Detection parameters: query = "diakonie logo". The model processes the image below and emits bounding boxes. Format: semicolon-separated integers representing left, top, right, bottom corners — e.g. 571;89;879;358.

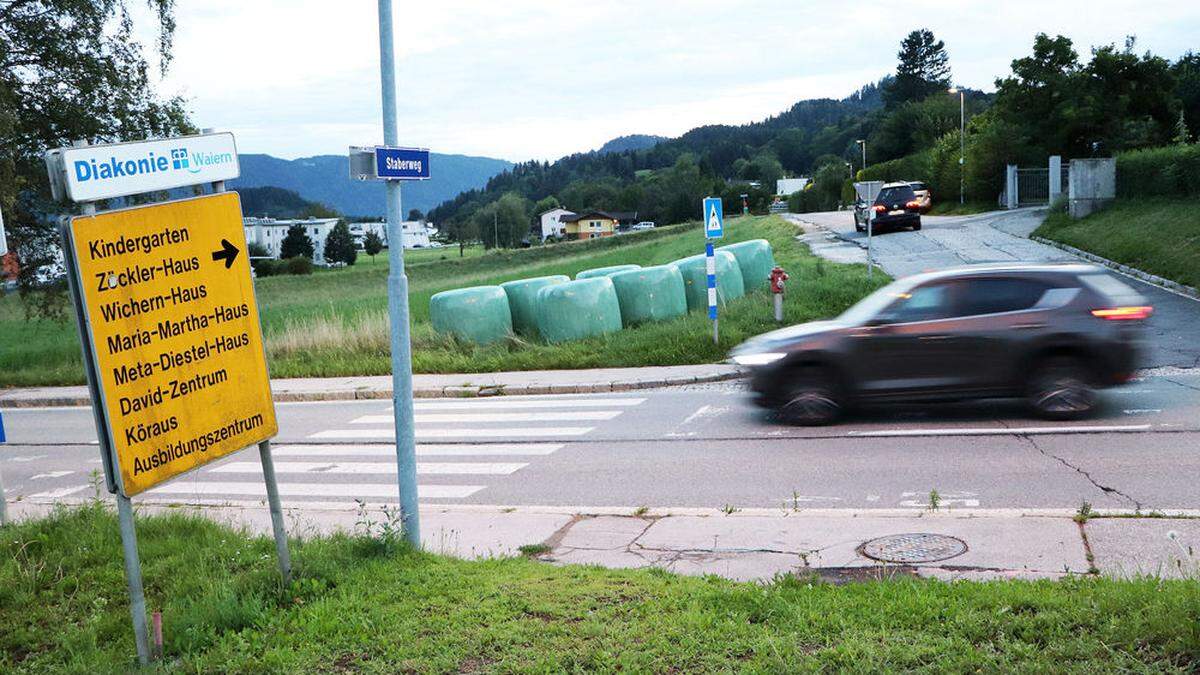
73;145;235;182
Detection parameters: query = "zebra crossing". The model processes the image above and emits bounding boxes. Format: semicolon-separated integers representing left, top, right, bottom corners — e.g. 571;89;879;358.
141;396;647;504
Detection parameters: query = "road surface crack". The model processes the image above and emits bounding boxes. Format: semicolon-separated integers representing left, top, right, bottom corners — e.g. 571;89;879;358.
1020;435;1143;509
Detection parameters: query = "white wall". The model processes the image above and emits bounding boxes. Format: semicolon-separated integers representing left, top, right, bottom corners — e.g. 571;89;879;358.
539;208;574;240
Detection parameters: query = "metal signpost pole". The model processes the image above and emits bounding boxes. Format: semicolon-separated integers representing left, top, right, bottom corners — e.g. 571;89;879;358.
377;0;421;547
207;165;293;585
0;412;8;526
867;209;874;280
69;164;152;663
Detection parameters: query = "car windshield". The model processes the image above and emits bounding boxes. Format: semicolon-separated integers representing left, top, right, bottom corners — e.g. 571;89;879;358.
838;278;920;325
876;186;915;203
909;182;927;191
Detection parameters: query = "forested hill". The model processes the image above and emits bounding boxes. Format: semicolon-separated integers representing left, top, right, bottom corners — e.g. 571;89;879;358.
427;79;889;228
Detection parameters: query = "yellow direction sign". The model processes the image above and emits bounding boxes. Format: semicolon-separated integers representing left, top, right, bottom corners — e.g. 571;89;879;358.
65;193;276;496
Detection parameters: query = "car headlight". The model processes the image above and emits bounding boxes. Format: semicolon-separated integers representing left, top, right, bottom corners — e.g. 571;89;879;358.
731;352;787;366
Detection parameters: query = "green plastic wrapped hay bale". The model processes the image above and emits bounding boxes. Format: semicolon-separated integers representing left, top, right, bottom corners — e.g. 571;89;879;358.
717;239;776;292
429;285;512;345
535;278;623;343
500;275;569;336
576;264;641;280
608;265;687;327
671;250;745;312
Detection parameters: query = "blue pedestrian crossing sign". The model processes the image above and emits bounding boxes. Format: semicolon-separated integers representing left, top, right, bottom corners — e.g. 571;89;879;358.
703;197;723;239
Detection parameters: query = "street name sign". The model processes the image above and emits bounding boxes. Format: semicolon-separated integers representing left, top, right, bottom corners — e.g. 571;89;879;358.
348;145;431;181
63;192;276;496
703;196;724;239
48;132;240;203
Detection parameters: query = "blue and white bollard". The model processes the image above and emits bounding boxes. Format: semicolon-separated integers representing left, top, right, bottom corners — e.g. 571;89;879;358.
706;241;718;344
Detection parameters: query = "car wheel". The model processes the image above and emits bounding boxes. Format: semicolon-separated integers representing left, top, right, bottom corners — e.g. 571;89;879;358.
912;219;922;231
776;367;843;426
1027;357;1097;420
855;223;865;232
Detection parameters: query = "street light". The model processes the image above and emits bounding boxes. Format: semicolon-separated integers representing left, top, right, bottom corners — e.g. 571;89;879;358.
949;87;965;205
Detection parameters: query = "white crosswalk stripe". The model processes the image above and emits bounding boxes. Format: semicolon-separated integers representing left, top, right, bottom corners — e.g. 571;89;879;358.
271;443;563;456
310;427;594;439
213;461;527;475
353;411;623;424
148;481;483;499
411;397;645;410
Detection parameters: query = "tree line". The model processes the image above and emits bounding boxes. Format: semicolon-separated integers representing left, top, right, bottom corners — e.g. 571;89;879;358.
430;29;1200;231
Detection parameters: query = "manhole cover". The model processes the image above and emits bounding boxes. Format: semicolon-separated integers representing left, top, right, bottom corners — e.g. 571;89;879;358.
858;533;967;564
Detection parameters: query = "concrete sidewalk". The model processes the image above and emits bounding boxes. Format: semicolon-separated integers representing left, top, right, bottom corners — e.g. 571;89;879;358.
9;501;1197;582
0;363;742;408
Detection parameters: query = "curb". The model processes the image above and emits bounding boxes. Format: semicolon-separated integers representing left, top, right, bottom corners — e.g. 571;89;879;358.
0;370;745;409
1030;236;1200;299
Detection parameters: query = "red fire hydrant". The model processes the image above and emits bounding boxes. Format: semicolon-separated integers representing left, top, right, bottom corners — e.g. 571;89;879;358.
768;266;789;322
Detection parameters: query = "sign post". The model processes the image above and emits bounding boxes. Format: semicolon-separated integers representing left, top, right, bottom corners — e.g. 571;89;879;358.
373;0;422;548
703;197;723;345
0;411;8;526
0;205;8;257
47;133;287;664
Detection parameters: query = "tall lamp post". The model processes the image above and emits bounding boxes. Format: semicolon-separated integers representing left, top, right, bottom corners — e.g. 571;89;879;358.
855;139;866;172
949;87;965;205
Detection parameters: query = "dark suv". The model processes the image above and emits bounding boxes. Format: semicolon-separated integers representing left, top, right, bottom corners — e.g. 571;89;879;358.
855;182;922;233
730;264;1151;425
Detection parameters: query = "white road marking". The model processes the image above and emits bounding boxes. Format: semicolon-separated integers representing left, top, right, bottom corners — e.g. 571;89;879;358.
410;398;645;410
272;443;563;457
847;424;1152;437
9;455;48;462
1122;409;1162;415
352;411;621;424
28;485;89;499
866;495;881;502
213;461;526;475
679;404;731;426
146;482;483;499
899;491;980;508
30;470;74;480
310;427;593;439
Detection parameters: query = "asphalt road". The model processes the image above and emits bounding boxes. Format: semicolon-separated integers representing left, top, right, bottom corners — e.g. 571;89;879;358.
3;374;1198;511
4;208;1196;514
789;209;1200;369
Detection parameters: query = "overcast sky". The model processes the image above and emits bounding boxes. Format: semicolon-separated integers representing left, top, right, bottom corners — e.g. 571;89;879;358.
144;0;1199;162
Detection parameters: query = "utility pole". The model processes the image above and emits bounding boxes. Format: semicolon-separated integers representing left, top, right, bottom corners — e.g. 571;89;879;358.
376;0;420;548
950;87;965;204
493;210;498;249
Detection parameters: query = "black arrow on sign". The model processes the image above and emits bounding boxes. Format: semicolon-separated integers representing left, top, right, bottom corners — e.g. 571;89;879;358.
211;239;240;269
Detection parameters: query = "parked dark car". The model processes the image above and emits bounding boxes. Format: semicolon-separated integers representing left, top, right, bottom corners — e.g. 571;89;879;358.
855;182;922;233
729;264;1151;425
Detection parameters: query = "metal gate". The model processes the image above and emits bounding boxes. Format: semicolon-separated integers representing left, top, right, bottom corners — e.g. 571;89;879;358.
1012;166;1071;207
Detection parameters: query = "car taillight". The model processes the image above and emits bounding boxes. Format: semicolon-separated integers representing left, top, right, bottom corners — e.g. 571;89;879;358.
906;200;920;209
1091;306;1153;320
872;205;886;212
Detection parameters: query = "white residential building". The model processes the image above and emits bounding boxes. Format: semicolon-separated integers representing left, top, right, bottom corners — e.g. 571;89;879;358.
347;220;437;248
776;177;810;196
538;207;575;240
244;216;339;264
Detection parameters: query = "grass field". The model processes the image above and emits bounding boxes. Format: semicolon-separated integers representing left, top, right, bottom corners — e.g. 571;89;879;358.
1034;198;1199;290
3;505;1199;672
0;216;885;386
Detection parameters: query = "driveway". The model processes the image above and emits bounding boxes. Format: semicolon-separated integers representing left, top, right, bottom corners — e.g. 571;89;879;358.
787;209;1200;369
